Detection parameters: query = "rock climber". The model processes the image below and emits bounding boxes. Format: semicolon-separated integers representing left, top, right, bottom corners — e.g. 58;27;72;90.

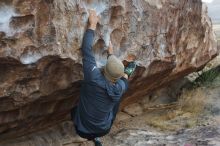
71;10;136;146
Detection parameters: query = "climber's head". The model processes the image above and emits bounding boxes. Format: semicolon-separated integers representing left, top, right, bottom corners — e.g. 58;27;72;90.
104;55;125;83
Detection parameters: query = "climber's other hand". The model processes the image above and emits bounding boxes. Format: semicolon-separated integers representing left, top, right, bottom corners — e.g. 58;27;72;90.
107;41;113;55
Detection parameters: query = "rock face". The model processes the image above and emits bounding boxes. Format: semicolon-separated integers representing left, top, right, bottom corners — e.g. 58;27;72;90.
0;0;218;140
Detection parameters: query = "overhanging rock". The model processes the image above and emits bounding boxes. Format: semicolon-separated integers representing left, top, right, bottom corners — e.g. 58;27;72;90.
0;0;218;140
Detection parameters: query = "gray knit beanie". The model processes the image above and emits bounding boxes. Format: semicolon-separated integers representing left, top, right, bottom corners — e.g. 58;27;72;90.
104;55;124;82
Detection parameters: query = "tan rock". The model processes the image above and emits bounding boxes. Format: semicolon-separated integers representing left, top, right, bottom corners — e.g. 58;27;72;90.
123;103;143;117
0;0;218;140
115;112;132;122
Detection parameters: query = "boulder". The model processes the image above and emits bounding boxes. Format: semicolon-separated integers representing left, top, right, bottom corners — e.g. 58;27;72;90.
0;0;218;140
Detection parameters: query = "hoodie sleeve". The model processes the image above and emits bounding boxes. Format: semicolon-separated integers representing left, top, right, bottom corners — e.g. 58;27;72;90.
118;77;129;94
81;29;97;81
106;78;129;102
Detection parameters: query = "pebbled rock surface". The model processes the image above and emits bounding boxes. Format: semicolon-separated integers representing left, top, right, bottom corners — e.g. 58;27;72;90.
0;0;218;140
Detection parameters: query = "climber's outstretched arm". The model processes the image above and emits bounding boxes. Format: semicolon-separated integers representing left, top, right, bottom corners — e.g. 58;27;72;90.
81;10;99;81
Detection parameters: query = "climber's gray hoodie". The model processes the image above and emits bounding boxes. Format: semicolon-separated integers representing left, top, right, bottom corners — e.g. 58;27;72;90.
74;29;128;135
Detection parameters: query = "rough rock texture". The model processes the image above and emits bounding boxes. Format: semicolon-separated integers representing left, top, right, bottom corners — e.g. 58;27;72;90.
0;0;218;140
2;82;220;146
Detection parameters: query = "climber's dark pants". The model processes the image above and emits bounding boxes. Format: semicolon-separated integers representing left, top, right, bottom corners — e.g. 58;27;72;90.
71;100;121;140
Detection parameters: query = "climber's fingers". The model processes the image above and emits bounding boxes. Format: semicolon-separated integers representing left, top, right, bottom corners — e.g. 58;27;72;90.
89;9;101;23
89;9;97;17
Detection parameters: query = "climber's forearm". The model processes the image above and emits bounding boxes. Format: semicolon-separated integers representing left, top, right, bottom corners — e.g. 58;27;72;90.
107;41;113;58
81;29;95;58
81;29;97;81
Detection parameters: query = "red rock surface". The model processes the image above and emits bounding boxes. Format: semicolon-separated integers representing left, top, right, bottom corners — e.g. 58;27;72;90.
0;0;218;140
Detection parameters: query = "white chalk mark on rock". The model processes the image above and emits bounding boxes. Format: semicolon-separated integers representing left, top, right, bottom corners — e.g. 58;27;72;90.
82;1;106;16
0;5;17;36
20;52;42;64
